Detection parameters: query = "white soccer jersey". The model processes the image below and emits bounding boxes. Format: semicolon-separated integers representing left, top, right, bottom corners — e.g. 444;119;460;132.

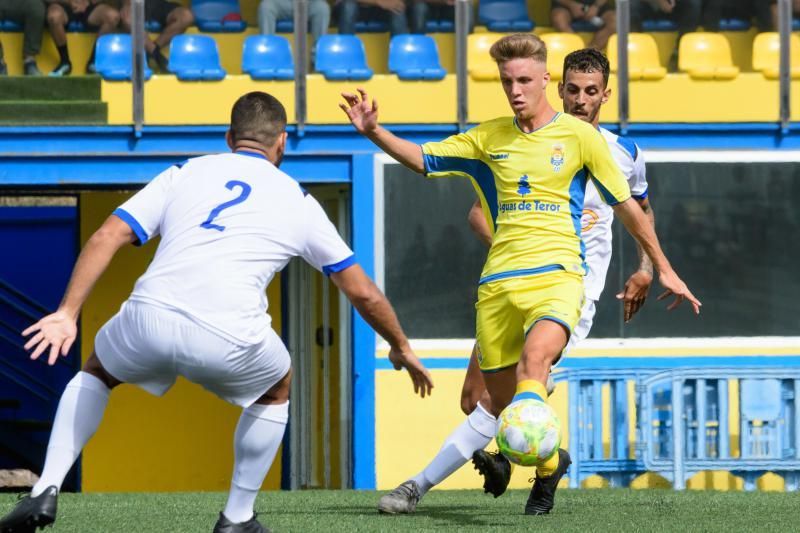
580;128;649;301
113;151;355;345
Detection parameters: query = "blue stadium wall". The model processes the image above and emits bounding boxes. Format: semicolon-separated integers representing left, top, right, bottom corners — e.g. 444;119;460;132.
0;123;799;491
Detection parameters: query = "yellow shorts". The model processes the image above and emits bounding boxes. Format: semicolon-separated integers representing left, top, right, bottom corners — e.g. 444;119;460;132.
475;271;584;372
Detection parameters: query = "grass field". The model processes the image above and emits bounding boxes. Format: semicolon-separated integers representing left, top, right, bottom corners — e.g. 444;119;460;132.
2;488;797;532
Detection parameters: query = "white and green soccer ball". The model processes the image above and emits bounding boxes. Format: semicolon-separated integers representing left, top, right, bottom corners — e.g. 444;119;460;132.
496;398;561;467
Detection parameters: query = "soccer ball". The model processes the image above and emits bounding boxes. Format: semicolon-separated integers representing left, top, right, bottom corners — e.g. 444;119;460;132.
496;398;561;466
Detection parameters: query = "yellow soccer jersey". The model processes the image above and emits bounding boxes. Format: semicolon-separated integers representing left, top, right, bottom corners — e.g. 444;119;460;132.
422;113;631;284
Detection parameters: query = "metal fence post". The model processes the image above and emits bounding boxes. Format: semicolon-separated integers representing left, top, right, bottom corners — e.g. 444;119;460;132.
455;0;470;131
294;0;309;136
616;0;630;133
131;0;145;138
778;0;791;133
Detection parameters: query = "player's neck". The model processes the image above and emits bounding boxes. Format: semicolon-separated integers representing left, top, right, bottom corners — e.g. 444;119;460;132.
232;143;274;164
515;103;558;133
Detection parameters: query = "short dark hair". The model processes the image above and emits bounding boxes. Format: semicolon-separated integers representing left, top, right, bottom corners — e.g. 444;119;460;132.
229;92;287;147
562;48;610;87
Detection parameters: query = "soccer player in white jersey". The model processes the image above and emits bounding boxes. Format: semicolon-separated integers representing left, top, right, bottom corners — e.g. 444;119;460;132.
0;92;433;533
378;48;656;515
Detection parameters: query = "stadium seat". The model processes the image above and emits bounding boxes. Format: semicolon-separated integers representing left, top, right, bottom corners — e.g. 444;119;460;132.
242;35;294;80
0;20;21;31
718;18;751;31
678;33;740;80
193;0;247;32
95;34;153;81
641;19;678;32
571;19;602;32
467;33;502;81
145;21;163;32
540;33;584;80
752;32;800;80
168;35;227;81
388;34;446;80
478;0;534;32
355;20;389;32
425;19;455;32
607;33;666;81
314;35;373;80
276;19;293;33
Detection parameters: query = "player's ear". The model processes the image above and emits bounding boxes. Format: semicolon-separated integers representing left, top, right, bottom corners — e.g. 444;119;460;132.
557;81;564;99
542;70;550;88
225;130;234;150
601;87;611;105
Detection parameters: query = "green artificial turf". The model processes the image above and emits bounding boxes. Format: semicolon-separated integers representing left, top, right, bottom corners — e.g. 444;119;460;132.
0;101;107;125
0;77;101;101
1;488;796;532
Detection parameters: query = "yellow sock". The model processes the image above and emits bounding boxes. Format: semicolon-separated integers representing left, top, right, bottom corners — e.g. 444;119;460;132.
536;450;560;478
512;379;548;403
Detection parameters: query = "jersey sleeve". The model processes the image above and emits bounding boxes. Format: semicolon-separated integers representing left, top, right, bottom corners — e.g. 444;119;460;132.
582;127;631;206
113;165;179;246
421;127;484;178
302;194;356;275
628;144;648;200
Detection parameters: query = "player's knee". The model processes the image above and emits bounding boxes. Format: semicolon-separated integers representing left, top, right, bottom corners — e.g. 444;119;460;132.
47;4;66;26
105;9;121;27
460;394;478;416
255;367;292;404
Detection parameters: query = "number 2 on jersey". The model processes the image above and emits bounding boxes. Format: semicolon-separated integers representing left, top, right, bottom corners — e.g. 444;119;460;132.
200;180;252;231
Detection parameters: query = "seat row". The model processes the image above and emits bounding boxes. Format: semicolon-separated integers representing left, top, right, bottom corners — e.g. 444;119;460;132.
471;31;800;81
95;33;446;81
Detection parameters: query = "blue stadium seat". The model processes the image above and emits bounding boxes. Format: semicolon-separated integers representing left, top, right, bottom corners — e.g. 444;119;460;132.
314;35;373;80
193;0;247;32
642;19;678;32
794;18;800;31
718;18;751;31
242;35;294;80
388;34;446;80
276;19;293;33
95;34;153;81
66;21;93;32
355;20;389;32
425;19;455;32
168;35;227;80
478;0;533;32
146;20;163;32
571;19;601;32
0;20;22;31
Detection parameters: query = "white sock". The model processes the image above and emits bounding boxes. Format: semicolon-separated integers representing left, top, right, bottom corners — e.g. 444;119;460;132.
32;372;110;496
223;401;289;523
411;402;497;496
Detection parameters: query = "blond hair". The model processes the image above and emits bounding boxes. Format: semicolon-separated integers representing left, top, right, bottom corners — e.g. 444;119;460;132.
489;33;547;64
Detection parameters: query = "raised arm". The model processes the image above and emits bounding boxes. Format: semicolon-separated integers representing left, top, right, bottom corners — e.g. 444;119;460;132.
340;88;425;174
616;196;656;322
330;264;433;398
23;215;136;365
612;198;701;315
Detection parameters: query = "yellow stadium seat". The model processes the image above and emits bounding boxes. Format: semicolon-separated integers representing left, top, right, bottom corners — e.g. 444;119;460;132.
468;33;503;81
678;32;740;80
752;32;800;79
607;33;666;81
540;33;585;80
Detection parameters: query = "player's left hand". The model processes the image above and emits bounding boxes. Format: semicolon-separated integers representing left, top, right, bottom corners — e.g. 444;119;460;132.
616;270;653;323
388;344;434;399
656;269;702;315
22;310;77;366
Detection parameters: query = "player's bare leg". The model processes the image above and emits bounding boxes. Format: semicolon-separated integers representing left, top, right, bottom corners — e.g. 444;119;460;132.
377;343;498;514
0;353;120;531
216;369;292;533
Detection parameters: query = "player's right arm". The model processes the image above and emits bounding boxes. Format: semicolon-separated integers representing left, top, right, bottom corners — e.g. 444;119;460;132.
468;200;493;248
22;216;136;365
340;88;425;174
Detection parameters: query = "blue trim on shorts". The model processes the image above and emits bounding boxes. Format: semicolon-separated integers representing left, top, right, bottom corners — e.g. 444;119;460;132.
526;315;573;337
479;264;564;285
112;208;148;246
512;391;545;403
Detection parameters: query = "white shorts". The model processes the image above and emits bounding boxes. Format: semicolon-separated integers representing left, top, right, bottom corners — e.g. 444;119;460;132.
95;300;291;407
557;298;597;365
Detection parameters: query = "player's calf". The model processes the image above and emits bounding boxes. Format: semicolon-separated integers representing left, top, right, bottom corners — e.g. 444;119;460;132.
0;485;58;532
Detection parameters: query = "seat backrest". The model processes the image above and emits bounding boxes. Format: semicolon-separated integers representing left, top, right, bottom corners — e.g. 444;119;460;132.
540;33;584;80
752;32;800;72
315;34;370;73
96;33;132;73
242;35;294;71
388;34;442;73
467;33;502;78
478;0;531;24
678;32;735;71
169;34;223;72
192;0;241;20
608;33;662;72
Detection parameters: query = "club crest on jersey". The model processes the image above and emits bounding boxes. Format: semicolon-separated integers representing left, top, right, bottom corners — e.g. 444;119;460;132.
550;144;565;172
517;175;531;197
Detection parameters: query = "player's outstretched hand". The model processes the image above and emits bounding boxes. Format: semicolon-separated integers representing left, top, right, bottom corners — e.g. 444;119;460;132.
657;269;702;315
388;344;434;399
22;310;77;366
340;88;379;135
616;270;653;323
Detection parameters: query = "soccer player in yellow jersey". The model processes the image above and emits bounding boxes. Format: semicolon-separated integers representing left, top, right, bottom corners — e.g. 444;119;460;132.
341;33;700;515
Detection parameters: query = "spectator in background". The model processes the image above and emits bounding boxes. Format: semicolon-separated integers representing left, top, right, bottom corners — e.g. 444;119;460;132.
120;0;194;73
551;0;616;50
703;0;800;33
46;0;120;76
410;0;465;34
337;0;409;36
259;0;330;47
0;0;45;75
631;0;701;72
